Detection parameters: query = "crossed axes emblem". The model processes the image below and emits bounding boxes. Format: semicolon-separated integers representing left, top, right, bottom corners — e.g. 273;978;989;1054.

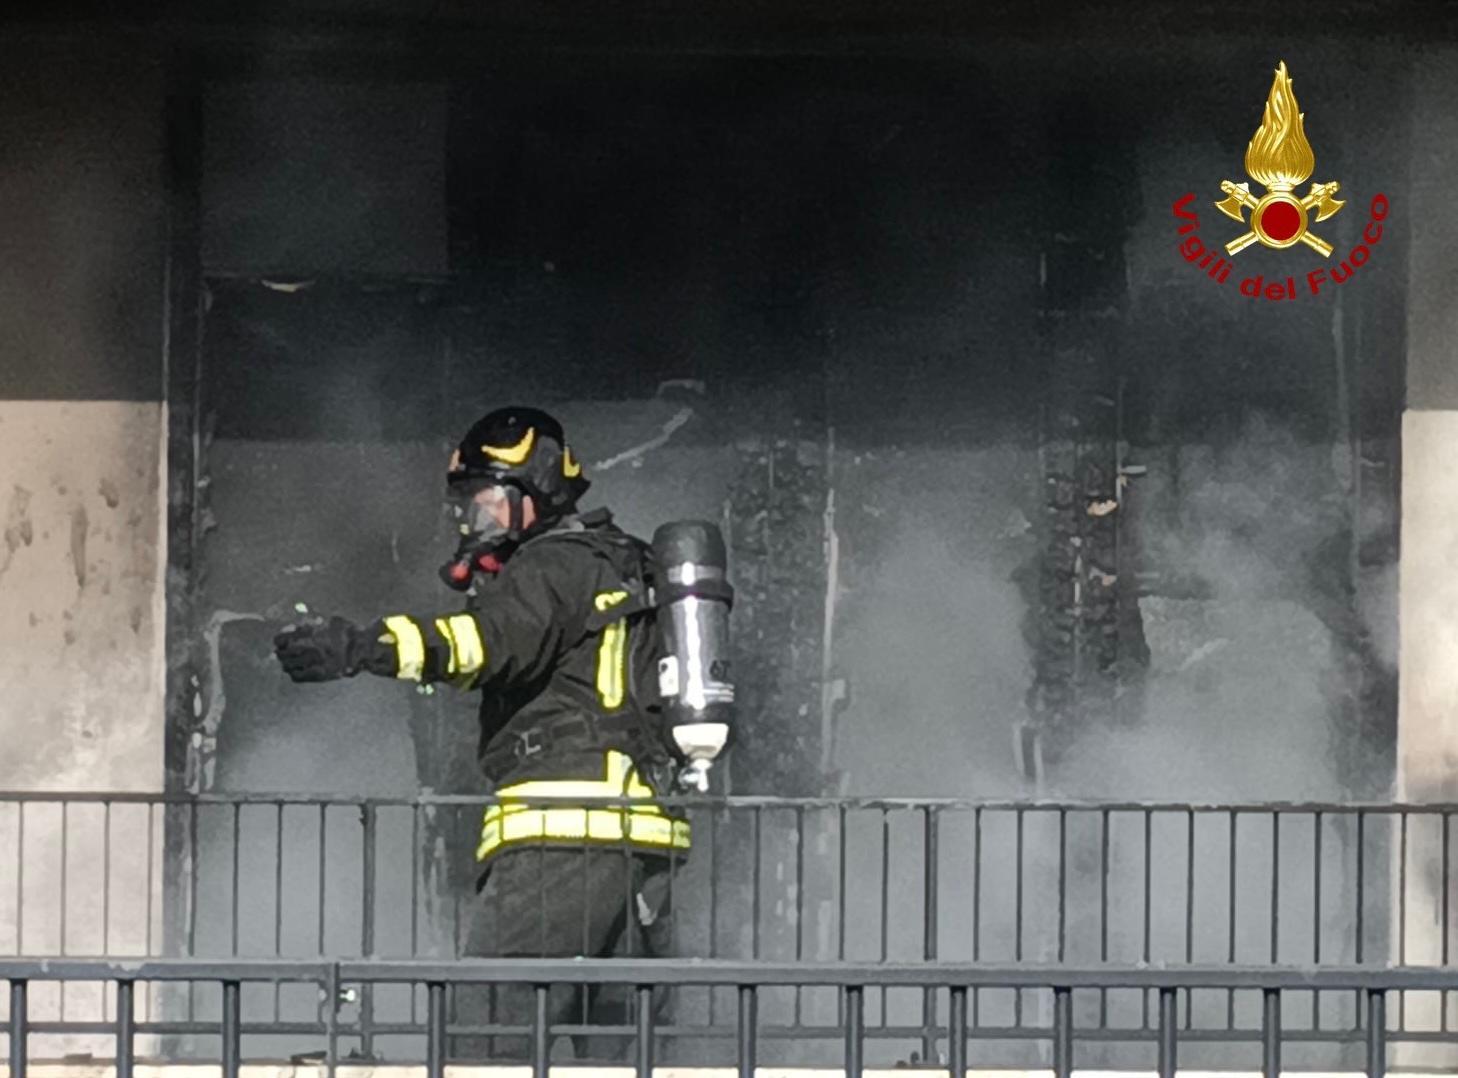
1215;179;1345;258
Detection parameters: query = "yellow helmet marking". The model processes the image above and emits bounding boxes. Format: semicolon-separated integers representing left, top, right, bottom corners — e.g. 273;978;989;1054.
482;427;535;465
562;446;582;478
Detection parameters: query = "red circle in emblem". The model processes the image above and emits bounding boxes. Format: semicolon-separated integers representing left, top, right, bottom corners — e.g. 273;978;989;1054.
1259;200;1302;242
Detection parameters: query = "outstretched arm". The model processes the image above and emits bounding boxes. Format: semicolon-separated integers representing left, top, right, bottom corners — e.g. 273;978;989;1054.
273;554;579;691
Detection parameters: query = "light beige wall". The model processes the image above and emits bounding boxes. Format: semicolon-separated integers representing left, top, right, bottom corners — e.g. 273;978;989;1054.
0;402;168;1051
0;401;167;794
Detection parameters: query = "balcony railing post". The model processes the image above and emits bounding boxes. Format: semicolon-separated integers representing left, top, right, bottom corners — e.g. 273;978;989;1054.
1367;989;1386;1078
222;980;241;1078
1157;986;1177;1078
948;986;967;1078
1052;986;1073;1078
116;979;135;1078
737;985;758;1078
532;984;549;1078
1262;988;1281;1078
9;980;26;1078
427;982;446;1078
845;985;864;1078
635;985;654;1078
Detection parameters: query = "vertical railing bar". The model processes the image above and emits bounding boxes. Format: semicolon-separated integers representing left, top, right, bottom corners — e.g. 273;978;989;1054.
1270;812;1280;964
1057;808;1067;964
360;804;377;1058
222;979;241;1078
1313;812;1323;965
102;801;112;956
922;806;940;1065
795;805;806;1027
1355;809;1365;1029
709;806;720;1027
1227;809;1237;1032
410;808;421;1030
880;808;891;1025
411;807;420;960
1015;808;1025;964
1052;986;1073;1078
669;824;680;960
1444;810;1452;967
14;804;22;956
452;806;464;961
231;802;241;957
752;806;763;959
1142;807;1152;1029
1398;809;1408;1034
1184;808;1195;1031
737;984;757;1078
146;802;155;960
274;801;284;1025
188;802;199;1020
879;808;891;965
795;808;807;964
1313;810;1323;1033
1261;988;1280;1078
552;830;560;959
972;806;982;1030
10;979;28;1078
844;985;864;1078
837;804;848;962
635;984;654;1078
532;984;549;1078
1366;988;1386;1078
116;979;134;1078
426;982;446;1078
710;805;721;955
948;985;967;1078
581;839;590;1028
1157;985;1177;1078
1356;809;1365;963
1014;808;1024;1030
60;802;68;961
1444;811;1452;1034
1099;807;1109;1029
57;801;67;1033
317;803;328;956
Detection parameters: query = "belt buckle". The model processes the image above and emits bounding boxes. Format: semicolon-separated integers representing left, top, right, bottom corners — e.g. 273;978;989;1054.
513;729;543;759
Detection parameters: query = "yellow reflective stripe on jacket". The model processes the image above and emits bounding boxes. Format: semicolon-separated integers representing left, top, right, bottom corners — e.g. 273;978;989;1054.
475;750;691;861
478;806;691;858
593;590;629;710
383;616;425;681
434;613;486;682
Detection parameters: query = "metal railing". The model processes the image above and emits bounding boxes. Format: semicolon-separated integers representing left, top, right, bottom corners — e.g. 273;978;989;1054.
1;957;1450;1075
1;793;1454;1067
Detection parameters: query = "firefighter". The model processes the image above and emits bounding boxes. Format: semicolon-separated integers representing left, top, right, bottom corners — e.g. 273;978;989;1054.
272;406;690;1061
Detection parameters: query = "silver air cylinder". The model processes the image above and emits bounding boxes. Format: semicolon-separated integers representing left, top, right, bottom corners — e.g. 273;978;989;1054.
652;520;735;792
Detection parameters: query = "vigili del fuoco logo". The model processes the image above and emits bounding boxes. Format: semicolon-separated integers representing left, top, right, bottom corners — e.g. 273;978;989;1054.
1173;61;1389;301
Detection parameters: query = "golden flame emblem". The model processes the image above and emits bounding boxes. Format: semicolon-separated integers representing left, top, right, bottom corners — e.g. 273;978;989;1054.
1214;62;1344;257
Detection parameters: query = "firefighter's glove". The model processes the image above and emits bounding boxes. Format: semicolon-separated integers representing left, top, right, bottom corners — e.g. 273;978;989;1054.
274;616;378;682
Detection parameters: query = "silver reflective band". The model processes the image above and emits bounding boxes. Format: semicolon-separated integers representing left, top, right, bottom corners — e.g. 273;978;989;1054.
667;561;726;585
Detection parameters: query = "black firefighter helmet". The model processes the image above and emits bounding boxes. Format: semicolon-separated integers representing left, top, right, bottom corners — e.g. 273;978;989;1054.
441;407;591;588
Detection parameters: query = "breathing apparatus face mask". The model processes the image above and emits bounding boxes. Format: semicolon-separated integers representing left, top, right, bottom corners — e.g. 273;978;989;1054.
440;479;526;590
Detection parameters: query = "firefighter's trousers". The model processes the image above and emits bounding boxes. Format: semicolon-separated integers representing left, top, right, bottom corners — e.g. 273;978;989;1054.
453;845;676;1063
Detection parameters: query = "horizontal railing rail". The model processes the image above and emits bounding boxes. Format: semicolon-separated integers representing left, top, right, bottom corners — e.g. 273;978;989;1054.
2;792;1453;1066
2;958;1444;1077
